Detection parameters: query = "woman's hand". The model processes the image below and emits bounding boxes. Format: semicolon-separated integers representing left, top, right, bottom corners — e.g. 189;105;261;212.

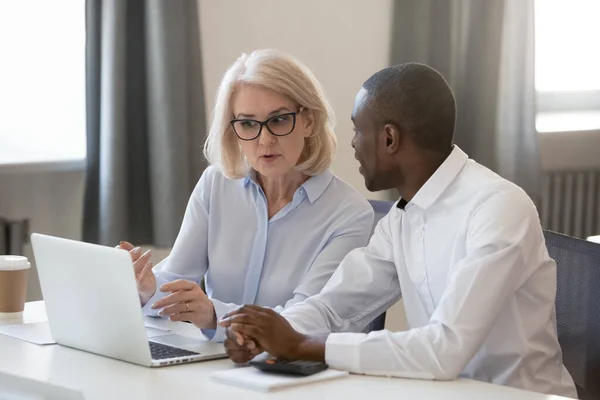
117;241;156;306
151;279;217;329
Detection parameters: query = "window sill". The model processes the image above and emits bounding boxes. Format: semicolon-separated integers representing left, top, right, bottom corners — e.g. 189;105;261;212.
0;158;85;174
536;110;600;133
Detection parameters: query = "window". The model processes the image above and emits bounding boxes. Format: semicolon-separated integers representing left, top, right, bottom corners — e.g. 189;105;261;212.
0;1;85;168
535;0;600;132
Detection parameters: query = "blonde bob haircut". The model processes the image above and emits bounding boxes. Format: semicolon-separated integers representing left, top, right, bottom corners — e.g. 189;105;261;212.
203;49;337;179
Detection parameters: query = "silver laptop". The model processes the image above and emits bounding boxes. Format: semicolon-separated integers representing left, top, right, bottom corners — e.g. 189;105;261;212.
31;233;227;367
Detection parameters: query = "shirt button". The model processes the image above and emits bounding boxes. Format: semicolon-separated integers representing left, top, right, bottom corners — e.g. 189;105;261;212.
299;188;304;195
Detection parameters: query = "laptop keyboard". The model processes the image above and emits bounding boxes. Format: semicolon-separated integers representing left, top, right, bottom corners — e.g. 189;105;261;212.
149;341;200;360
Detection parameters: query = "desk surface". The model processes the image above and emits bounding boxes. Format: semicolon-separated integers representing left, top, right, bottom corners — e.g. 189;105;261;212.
588;235;600;244
0;302;571;400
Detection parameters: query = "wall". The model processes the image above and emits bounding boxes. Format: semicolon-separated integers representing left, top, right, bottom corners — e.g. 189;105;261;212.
198;0;394;198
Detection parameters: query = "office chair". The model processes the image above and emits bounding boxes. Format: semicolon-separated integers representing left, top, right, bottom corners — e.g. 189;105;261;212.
544;230;600;400
364;200;396;332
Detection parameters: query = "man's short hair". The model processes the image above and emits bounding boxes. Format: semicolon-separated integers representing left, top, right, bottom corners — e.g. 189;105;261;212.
362;63;456;153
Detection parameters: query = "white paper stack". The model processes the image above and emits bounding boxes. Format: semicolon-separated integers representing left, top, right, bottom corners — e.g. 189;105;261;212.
210;366;349;392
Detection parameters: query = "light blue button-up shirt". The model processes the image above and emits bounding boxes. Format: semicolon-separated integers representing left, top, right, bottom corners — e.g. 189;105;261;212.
142;165;373;341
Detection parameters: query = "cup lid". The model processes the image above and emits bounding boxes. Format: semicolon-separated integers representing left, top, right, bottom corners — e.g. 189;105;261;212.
0;255;31;271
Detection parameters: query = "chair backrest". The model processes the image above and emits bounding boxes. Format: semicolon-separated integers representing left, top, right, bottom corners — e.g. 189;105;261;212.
364;200;396;332
368;199;396;236
544;230;600;400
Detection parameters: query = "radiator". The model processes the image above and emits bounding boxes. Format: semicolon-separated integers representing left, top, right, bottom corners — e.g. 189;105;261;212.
540;170;600;239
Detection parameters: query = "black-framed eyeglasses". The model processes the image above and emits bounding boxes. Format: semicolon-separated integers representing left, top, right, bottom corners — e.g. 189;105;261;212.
230;107;305;141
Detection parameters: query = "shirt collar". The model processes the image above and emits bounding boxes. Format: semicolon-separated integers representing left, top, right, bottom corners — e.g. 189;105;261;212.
242;169;334;204
403;145;468;210
301;169;334;203
243;171;256;188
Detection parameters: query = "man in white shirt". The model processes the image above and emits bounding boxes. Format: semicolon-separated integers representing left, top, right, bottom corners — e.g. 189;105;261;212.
219;63;577;398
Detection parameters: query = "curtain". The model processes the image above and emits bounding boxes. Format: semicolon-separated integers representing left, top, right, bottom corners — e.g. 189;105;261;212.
390;0;540;204
84;0;207;246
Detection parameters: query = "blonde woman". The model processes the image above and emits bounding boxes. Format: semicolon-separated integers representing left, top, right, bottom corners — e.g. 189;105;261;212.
120;49;374;342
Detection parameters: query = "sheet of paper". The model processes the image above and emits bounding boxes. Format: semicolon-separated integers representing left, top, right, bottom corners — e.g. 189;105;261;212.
210;366;349;392
145;327;172;338
143;316;173;331
0;322;55;345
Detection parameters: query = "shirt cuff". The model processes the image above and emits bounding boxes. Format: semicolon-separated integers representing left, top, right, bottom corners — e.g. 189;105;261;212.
141;274;170;317
201;298;237;342
325;332;367;373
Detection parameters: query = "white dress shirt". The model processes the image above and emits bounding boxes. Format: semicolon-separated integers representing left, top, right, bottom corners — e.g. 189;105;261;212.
143;165;374;342
282;146;577;398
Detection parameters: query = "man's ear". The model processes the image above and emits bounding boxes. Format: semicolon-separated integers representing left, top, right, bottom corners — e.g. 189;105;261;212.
303;109;316;137
383;123;401;154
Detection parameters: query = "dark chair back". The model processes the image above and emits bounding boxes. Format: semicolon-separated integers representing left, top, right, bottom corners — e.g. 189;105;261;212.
364;200;396;332
544;230;600;400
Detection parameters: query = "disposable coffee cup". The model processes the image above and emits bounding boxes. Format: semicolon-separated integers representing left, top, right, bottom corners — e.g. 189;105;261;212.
0;256;31;319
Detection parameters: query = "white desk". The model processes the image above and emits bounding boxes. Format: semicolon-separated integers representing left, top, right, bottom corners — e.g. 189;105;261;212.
587;235;600;244
0;302;571;400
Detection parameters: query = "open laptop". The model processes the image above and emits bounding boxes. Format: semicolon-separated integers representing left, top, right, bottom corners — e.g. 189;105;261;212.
31;233;227;367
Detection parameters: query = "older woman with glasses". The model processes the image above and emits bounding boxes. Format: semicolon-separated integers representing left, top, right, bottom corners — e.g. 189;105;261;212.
119;49;374;342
